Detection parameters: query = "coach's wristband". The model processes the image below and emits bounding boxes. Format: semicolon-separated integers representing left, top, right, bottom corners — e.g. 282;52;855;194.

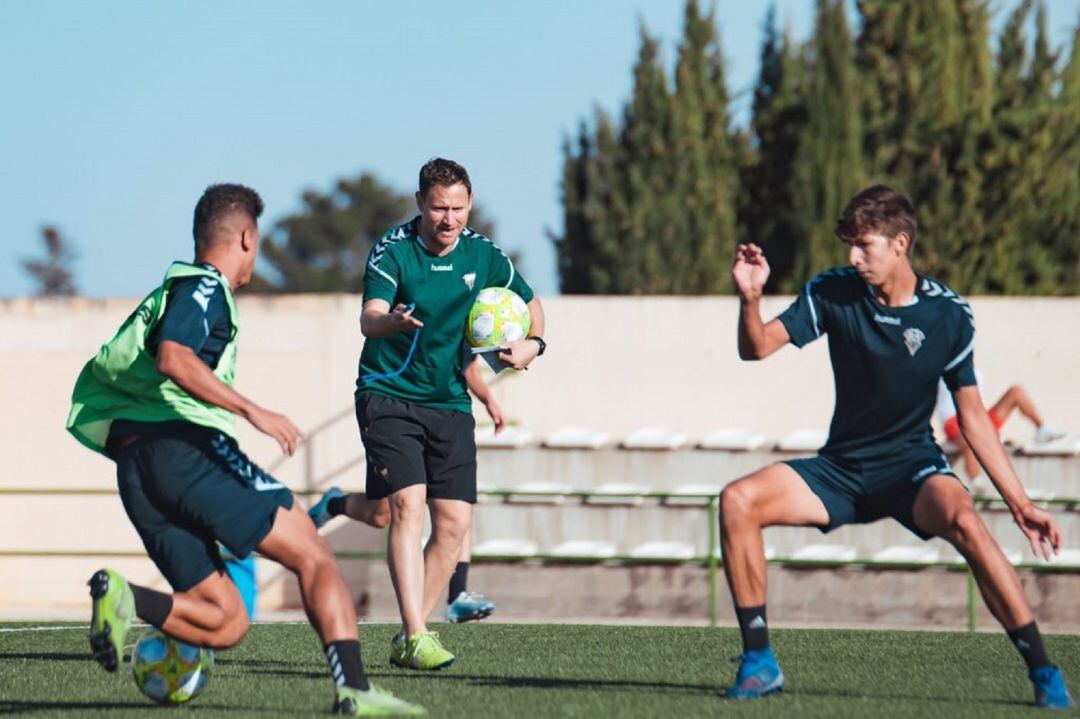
526;335;546;356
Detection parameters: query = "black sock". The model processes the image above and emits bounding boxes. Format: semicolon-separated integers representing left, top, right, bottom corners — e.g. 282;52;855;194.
325;640;369;691
735;605;769;652
1008;621;1051;670
448;562;469;603
327;496;347;517
130;583;173;628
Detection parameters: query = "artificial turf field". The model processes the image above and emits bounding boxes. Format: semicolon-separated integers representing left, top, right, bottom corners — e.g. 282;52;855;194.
0;622;1077;718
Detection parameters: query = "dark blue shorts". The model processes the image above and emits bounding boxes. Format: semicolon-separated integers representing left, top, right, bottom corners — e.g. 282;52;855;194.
784;446;961;540
115;426;293;592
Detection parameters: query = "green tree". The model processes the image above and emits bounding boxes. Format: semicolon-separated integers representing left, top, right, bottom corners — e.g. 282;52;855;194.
790;0;864;280
22;226;78;296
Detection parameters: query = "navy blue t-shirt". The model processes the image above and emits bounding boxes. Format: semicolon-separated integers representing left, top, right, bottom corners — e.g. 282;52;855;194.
778;268;977;460
107;265;233;450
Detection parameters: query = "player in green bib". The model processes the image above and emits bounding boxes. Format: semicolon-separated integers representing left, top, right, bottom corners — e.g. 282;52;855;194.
66;184;424;716
331;159;545;670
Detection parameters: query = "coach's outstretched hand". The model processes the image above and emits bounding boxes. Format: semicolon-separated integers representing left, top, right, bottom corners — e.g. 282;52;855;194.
1014;502;1063;561
247;406;304;456
388;304;424;333
733;244;771;301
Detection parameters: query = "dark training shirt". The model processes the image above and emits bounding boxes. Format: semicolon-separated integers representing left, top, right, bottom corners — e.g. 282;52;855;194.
778;268;977;460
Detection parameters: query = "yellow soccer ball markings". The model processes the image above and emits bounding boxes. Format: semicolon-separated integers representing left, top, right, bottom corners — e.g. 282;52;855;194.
466;287;531;348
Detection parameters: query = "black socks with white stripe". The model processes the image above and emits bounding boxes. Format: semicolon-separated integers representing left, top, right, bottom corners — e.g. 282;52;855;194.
324;640;369;691
735;605;770;653
1008;621;1051;671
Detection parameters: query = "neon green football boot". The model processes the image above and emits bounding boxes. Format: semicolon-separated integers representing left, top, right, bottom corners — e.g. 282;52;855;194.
333;684;427;716
390;631;455;670
87;568;135;672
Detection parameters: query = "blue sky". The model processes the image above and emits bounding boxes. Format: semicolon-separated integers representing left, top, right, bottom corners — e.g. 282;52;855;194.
1;1;1076;298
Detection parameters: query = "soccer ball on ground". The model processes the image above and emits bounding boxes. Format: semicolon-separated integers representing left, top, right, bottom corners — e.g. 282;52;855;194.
466;287;530;348
131;629;214;705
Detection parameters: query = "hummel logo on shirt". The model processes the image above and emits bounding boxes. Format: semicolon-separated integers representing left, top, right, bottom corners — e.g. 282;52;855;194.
430;263;453;272
874;313;901;326
748;616;766;629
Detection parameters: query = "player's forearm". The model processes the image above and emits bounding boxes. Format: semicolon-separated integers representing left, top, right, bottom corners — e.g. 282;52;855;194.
958;411;1030;510
464;361;492;403
737;298;768;360
156;345;258;421
527;296;545;338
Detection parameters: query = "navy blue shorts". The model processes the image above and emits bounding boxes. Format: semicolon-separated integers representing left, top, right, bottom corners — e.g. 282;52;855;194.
784;446;961;540
115;426;293;592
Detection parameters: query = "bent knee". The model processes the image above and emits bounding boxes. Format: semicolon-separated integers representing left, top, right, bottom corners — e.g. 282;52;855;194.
944;508;989;548
207;611;249;649
371;500;391;529
720;483;756;525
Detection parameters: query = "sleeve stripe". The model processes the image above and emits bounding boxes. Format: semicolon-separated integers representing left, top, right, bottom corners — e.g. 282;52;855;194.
806;284;822;338
944;335;976;371
367;262;398;287
505;256;515;289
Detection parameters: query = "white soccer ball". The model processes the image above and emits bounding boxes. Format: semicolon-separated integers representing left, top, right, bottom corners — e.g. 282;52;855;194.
466;287;530;347
131;629;214;705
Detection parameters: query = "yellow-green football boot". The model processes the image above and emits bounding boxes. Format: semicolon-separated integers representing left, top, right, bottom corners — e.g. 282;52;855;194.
87;568;135;672
390;631;455;670
333;684;427;716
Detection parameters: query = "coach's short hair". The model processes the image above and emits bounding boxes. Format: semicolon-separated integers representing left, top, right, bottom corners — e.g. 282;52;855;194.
835;185;918;251
418;158;471;198
193;183;264;249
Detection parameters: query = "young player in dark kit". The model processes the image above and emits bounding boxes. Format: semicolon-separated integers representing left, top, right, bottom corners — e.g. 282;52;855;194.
722;186;1074;709
326;158;545;670
67;184;424;716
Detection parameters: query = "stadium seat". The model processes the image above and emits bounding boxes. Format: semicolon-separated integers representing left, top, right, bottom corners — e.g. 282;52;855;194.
543;427;612;449
629;541;696;561
620;427;688;450
871;546;940;565
472;538;540;558
1019;434;1080;456
475;426;535;448
697;428;767;451
550;540;618;560
776;429;828;452
1026;487;1057;501
788;543;857;562
584;483;651;506
504;481;571;504
662;483;721;506
1042;548;1080;568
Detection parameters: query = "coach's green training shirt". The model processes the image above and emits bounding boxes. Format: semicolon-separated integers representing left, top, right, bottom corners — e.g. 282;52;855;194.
778;267;977;460
357;217;534;412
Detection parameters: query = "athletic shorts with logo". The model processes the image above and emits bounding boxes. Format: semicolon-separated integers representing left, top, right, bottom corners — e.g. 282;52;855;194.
115;425;293;591
785;444;960;540
357;393;477;503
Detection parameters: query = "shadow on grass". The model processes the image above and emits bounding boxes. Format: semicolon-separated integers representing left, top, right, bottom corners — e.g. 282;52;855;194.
754;686;1028;709
0;652;87;662
0;700;291;715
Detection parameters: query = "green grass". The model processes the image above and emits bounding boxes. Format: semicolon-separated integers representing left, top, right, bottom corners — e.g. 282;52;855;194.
0;622;1076;717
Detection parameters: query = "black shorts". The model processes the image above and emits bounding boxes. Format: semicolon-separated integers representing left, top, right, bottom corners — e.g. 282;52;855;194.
784;445;961;540
115;426;293;592
357;393;477;503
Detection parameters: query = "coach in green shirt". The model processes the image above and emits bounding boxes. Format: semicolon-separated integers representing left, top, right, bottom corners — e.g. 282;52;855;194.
357;158;544;670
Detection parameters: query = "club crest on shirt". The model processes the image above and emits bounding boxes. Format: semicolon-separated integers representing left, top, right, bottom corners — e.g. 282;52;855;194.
462;272;476;290
903;327;925;356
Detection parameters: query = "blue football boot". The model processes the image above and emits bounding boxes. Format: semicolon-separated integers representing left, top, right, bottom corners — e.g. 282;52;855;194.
728;647;785;700
446;592;495;623
309;486;344;530
1031;665;1076;709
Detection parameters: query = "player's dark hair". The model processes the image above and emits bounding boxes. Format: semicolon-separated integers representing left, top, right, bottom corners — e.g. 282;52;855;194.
418;158;471;198
835;185;918;252
192;183;264;250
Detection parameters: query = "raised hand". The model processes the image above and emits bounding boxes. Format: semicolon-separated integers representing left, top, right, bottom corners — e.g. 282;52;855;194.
733;243;771;302
247;406;304;456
